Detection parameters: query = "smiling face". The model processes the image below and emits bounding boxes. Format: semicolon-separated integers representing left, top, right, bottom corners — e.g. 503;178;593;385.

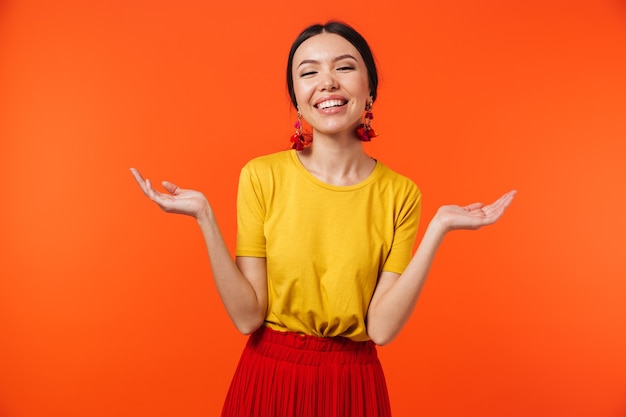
291;32;372;138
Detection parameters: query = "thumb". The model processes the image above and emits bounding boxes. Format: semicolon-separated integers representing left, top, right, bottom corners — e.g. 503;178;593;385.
162;181;180;195
463;202;484;211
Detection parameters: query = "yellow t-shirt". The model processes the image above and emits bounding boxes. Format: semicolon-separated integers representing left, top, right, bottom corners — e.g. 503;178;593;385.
236;150;421;341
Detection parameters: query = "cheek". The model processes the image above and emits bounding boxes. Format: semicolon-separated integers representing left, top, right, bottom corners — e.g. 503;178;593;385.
292;80;313;105
357;76;371;97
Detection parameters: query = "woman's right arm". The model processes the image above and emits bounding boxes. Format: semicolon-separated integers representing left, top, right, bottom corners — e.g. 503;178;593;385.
130;168;267;334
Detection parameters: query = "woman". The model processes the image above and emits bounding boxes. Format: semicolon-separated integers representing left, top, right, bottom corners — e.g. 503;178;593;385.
131;21;515;417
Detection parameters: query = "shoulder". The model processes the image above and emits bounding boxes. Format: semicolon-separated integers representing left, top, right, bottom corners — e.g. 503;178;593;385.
241;150;293;173
375;161;421;200
238;150;295;191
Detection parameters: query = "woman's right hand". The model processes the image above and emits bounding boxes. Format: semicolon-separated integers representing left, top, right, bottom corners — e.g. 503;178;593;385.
130;167;209;219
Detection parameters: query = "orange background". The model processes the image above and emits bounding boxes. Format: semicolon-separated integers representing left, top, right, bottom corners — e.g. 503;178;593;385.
1;0;625;416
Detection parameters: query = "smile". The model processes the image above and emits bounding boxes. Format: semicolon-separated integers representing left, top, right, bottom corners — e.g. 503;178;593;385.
315;99;347;110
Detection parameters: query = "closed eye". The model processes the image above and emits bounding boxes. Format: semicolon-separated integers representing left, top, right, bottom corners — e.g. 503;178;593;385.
337;66;355;71
300;71;317;77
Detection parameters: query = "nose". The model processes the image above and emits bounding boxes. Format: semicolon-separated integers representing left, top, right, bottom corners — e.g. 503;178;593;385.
319;71;338;91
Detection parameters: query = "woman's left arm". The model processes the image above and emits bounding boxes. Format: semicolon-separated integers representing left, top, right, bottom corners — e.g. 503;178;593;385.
366;190;517;345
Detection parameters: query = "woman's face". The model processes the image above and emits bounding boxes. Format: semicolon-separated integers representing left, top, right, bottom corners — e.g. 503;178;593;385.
292;32;371;137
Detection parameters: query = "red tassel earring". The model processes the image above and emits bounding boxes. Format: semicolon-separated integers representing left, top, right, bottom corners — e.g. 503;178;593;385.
290;110;311;150
355;100;378;142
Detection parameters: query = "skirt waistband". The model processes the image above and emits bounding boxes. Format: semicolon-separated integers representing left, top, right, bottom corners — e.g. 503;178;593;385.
247;326;379;366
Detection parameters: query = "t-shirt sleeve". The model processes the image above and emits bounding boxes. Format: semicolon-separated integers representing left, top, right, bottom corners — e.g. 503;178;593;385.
382;182;422;274
235;163;267;257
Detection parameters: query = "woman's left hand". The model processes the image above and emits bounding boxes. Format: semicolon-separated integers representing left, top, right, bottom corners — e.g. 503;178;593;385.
435;190;517;232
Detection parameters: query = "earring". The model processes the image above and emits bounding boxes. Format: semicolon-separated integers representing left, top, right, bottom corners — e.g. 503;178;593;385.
355;100;378;142
290;110;310;150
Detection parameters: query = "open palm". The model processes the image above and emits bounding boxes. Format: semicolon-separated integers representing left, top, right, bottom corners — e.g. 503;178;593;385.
130;168;208;218
436;190;516;231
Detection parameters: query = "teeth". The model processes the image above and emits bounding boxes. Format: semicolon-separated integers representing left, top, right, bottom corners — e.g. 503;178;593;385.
317;100;345;109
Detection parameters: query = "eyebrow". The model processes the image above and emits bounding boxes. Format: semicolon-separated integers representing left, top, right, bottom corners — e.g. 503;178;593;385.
297;54;358;68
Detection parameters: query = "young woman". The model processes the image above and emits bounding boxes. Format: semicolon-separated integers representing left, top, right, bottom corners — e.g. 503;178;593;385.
131;21;515;417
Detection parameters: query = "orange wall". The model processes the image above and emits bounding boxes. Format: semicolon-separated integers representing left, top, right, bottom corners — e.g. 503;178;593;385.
1;1;625;416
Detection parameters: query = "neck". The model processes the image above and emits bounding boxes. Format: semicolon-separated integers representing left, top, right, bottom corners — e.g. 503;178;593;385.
297;132;375;186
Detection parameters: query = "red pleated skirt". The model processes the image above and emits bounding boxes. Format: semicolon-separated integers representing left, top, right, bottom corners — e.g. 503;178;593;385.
221;326;391;417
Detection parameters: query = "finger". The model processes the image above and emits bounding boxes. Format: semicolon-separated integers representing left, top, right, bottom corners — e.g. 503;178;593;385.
129;168;148;190
129;167;142;180
502;190;517;206
145;178;160;200
485;190;516;212
131;171;154;197
463;202;484;211
464;190;516;228
490;193;516;215
483;196;515;220
162;180;179;195
144;181;171;207
499;190;517;204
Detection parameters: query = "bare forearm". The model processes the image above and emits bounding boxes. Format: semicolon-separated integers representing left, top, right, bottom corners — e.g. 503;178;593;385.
196;205;265;334
367;191;516;345
129;168;266;334
367;218;447;345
